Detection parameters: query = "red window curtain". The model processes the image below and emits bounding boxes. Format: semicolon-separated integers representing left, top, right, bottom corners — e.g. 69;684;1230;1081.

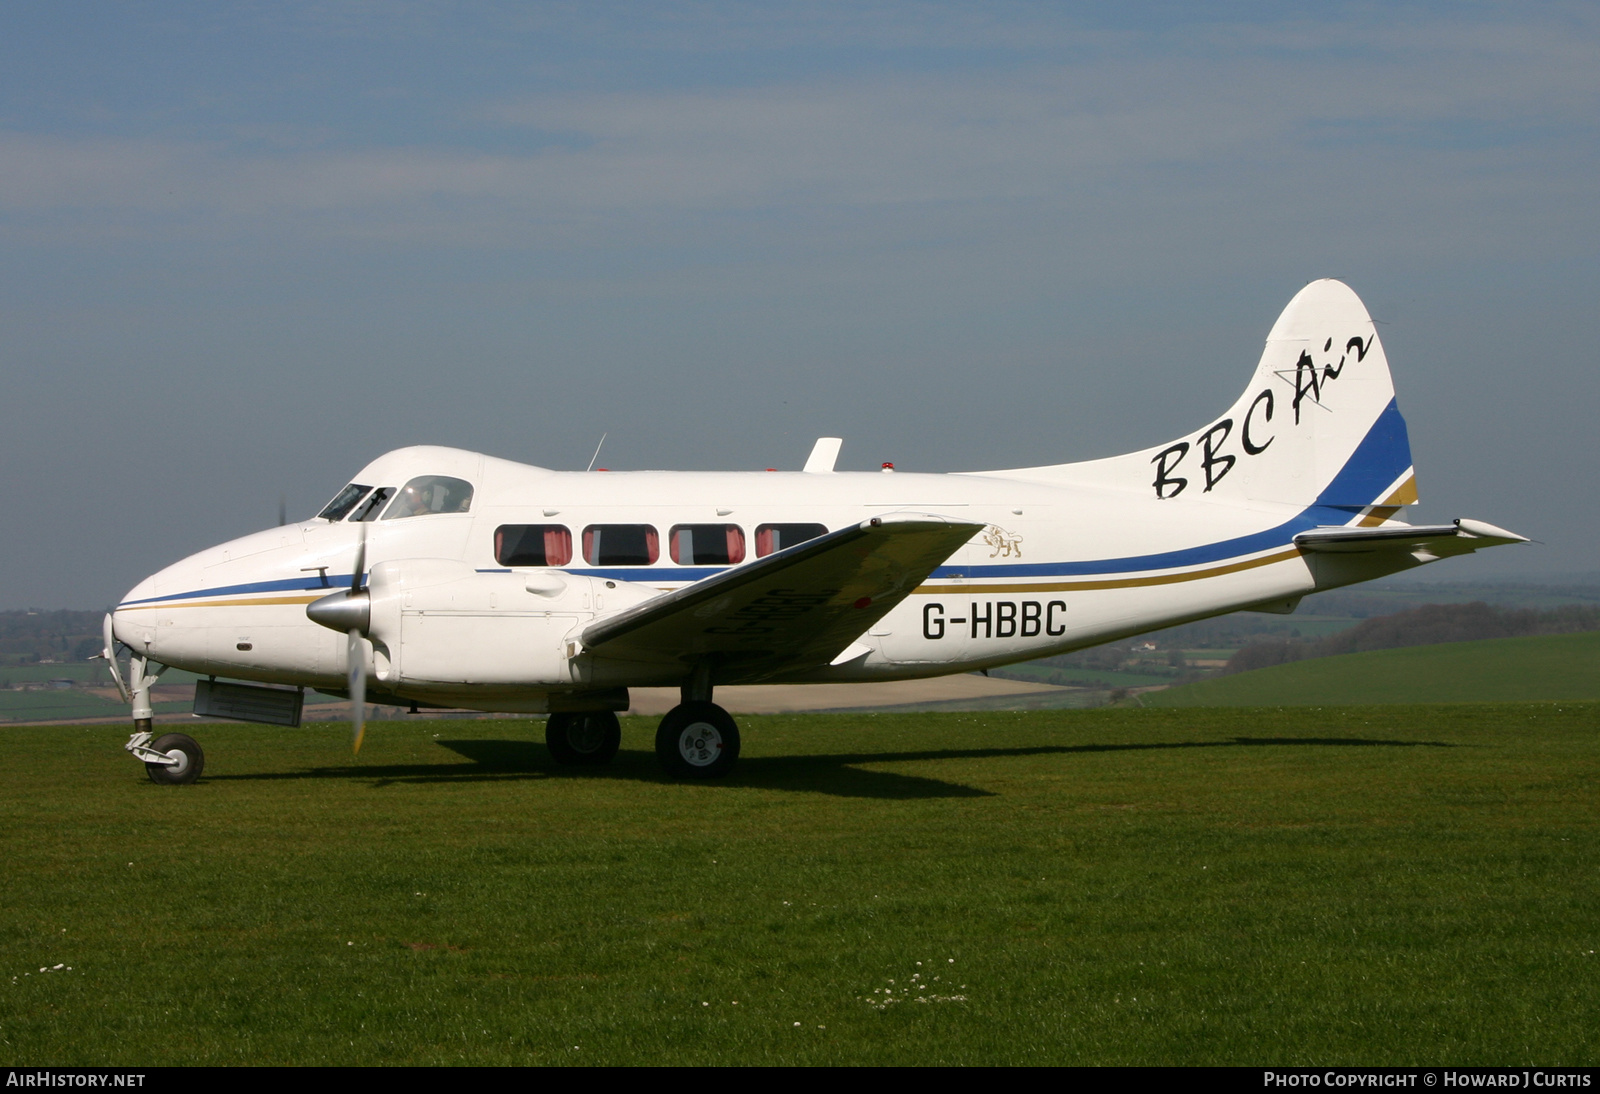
644;527;660;564
546;527;571;566
726;526;745;564
670;528;687;565
756;527;774;557
494;528;507;564
583;527;597;565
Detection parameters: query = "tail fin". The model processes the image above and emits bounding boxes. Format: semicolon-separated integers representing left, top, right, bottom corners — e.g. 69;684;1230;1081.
1033;279;1416;521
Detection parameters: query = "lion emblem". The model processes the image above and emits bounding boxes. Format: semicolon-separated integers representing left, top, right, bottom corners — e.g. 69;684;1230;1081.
981;525;1023;559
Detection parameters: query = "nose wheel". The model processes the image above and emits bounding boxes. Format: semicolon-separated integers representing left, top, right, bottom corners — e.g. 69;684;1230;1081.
140;732;205;785
656;701;740;779
103;619;200;785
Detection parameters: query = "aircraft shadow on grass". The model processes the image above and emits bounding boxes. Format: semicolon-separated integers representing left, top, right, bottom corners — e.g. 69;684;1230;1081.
204;734;1453;800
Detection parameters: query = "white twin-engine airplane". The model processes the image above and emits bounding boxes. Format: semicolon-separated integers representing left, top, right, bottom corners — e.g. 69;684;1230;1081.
104;280;1526;784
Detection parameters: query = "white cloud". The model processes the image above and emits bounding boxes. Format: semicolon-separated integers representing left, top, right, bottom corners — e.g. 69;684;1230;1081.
0;8;1592;253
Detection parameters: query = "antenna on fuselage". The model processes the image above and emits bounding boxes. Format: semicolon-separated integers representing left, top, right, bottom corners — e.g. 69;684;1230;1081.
278;494;287;527
586;433;608;473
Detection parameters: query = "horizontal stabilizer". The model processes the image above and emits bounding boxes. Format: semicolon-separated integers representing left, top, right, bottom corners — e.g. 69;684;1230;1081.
582;515;982;679
1295;519;1527;559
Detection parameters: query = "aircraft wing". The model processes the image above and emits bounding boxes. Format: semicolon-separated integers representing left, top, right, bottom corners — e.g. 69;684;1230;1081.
1294;518;1527;559
581;515;983;681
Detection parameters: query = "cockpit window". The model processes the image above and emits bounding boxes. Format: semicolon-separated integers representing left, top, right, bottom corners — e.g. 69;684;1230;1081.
381;476;475;520
318;483;372;522
350;487;393;522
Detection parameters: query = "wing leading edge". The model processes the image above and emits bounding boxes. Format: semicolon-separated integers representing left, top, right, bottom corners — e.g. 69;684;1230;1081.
581;515;983;681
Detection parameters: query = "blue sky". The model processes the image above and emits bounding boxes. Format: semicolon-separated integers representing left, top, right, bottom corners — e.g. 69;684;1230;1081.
2;3;1596;607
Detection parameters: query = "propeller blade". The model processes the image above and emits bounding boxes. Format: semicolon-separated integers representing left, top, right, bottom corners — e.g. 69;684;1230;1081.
350;523;368;594
102;613;129;704
348;627;367;754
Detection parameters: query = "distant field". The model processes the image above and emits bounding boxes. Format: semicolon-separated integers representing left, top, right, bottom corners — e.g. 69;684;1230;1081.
1;704;1595;1065
1259;614;1373;639
1146;632;1600;707
983;662;1176;690
0;664;111;686
0;689;191;723
0;664;205;687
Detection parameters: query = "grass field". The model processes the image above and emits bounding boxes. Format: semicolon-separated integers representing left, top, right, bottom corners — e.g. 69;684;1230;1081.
2;704;1596;1065
1146;632;1600;707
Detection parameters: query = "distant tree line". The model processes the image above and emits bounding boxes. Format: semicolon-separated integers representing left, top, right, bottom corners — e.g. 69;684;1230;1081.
0;610;106;664
1223;602;1600;675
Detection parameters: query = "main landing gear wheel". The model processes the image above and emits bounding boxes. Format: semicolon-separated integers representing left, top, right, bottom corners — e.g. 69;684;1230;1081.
545;711;622;766
655;702;740;779
144;733;204;786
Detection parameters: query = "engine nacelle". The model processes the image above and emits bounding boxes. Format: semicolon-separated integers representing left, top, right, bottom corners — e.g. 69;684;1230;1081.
357;559;650;687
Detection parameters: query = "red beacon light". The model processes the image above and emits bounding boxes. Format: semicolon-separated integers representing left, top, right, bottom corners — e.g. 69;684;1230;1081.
881;462;896;472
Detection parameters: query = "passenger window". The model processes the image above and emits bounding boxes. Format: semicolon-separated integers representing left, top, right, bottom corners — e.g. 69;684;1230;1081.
318;483;372;522
495;525;573;567
669;524;746;566
350;487;394;522
583;525;659;566
755;523;827;557
382;476;475;520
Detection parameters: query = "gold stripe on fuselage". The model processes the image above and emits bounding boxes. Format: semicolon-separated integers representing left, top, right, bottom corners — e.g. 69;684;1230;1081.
914;546;1304;596
123;547;1311;611
118;594;326;612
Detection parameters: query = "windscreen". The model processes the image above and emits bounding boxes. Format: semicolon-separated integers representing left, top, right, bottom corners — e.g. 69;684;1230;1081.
381;476;475;520
318;483;373;522
349;487;394;522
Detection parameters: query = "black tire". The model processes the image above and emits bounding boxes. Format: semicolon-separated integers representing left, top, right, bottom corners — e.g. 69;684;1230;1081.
545;711;621;766
145;732;204;785
655;702;740;779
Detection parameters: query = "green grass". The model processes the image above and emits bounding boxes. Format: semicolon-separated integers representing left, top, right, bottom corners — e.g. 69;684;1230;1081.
1146;632;1600;708
2;705;1596;1065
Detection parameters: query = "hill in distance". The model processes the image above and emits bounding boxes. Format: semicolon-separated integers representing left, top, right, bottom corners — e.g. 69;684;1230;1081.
1144;631;1599;707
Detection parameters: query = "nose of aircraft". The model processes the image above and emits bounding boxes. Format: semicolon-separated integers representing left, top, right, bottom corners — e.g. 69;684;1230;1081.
111;572;160;652
110;540;212;652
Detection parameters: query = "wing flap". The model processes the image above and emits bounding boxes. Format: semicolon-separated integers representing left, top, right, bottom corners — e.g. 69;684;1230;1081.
581;515;982;679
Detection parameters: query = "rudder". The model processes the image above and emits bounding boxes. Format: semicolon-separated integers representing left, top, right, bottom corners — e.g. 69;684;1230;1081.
1036;279;1416;522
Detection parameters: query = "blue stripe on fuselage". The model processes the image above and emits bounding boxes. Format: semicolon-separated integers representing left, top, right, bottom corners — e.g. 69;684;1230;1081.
119;573;352;607
951;398;1411;578
120;400;1411;607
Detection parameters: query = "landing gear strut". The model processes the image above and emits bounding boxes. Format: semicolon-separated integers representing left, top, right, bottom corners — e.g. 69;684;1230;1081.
103;614;202;785
546;711;622;766
655;665;740;778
